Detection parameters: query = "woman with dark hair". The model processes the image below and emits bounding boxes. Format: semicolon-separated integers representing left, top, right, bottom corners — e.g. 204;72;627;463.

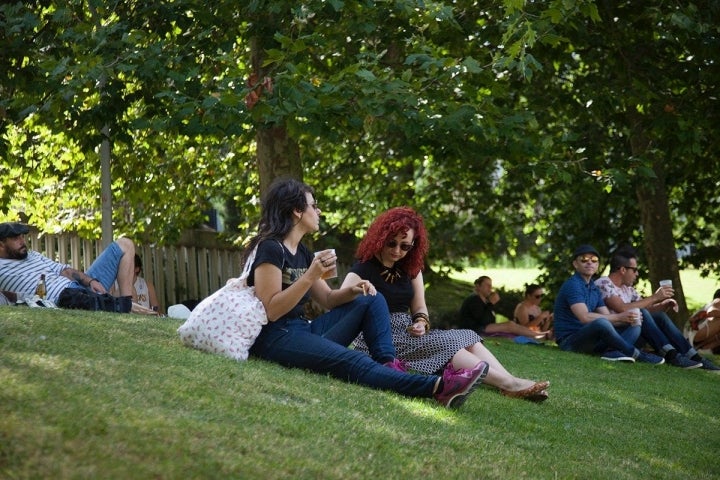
513;284;553;335
341;206;550;401
245;178;488;409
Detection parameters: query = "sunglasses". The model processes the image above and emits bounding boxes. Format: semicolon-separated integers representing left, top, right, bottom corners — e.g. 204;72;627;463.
386;240;414;252
533;293;544;299
578;255;599;263
624;265;638;272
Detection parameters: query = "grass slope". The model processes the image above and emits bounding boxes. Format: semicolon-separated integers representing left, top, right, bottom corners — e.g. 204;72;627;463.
2;306;719;480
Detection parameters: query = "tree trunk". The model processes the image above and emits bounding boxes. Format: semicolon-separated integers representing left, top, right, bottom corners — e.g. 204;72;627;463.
256;125;302;197
100;125;112;248
250;34;302;198
631;123;687;326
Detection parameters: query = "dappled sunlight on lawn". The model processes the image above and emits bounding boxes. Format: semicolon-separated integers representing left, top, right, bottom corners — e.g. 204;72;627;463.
374;394;468;427
11;350;71;373
2;363;48;398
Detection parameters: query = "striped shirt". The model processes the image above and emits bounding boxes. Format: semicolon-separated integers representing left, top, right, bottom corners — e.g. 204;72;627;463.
0;252;74;303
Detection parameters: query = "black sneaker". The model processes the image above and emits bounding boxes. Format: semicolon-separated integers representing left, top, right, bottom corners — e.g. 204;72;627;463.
700;357;720;371
636;351;665;365
668;354;702;369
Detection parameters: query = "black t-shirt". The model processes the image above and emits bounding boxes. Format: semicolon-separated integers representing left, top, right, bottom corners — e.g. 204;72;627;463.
458;294;496;330
350;257;414;313
248;239;312;320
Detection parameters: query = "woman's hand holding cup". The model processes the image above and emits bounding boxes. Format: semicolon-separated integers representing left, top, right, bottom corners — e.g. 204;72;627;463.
313;249;337;279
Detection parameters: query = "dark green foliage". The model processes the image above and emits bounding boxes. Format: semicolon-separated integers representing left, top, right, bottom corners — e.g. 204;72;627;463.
1;0;719;292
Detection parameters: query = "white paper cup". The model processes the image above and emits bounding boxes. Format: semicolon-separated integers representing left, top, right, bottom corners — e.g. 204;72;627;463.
629;308;642;326
659;279;672;288
314;249;337;279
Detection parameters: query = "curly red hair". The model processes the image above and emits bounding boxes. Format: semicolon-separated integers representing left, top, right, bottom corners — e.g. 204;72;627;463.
356;206;429;278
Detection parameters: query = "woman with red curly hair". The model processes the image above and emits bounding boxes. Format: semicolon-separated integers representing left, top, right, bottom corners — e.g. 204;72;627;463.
342;207;550;401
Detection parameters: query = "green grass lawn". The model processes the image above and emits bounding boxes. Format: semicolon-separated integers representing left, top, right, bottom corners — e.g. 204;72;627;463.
2;306;719;479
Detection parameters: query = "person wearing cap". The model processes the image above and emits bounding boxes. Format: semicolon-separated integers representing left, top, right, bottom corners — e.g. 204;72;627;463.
0;221;136;309
595;247;719;370
553;244;665;364
0;222;36;304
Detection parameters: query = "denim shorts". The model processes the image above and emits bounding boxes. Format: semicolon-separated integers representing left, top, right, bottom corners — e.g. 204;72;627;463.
67;241;124;291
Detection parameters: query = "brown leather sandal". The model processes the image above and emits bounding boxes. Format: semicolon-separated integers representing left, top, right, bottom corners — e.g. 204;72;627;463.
500;381;550;401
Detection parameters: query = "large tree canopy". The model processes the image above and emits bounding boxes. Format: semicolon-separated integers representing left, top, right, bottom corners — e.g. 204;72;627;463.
2;0;719;319
1;0;255;241
499;0;720;318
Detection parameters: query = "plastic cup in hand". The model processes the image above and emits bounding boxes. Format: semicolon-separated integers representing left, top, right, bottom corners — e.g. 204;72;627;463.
629;308;642;326
659;279;672;288
314;249;337;279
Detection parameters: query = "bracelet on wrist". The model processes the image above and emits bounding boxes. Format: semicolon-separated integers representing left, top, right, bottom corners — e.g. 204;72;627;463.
412;312;431;331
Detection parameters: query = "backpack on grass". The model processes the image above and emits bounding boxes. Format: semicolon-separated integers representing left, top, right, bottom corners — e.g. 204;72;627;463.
57;288;132;313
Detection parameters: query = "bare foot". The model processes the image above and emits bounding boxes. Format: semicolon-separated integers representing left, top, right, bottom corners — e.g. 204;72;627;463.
501;378;537;393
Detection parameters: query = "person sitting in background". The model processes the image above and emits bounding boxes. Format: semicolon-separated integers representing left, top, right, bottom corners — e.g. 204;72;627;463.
0;221;135;311
553;244;664;364
688;289;720;354
513;284;553;335
458;276;550;340
595;248;718;370
113;254;163;314
343;207;550;401
133;254;162;312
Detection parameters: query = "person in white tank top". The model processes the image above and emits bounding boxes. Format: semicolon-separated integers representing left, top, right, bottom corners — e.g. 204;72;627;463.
134;275;151;309
110;254;162;315
131;254;162;314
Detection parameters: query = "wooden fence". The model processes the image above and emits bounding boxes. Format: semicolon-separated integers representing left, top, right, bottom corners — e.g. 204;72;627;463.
26;229;243;310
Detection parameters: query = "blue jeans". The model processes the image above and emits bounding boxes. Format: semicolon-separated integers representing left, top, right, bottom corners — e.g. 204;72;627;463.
67;241;124;292
639;309;698;357
559;317;640;357
250;293;437;398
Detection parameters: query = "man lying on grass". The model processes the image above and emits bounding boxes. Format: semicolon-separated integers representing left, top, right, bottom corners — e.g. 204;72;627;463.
0;221;138;313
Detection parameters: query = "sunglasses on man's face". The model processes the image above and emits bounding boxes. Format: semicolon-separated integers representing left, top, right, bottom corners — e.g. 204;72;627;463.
578;255;599;263
386;240;414;252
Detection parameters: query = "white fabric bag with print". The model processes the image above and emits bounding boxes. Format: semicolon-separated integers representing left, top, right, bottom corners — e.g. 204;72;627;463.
177;247;267;361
